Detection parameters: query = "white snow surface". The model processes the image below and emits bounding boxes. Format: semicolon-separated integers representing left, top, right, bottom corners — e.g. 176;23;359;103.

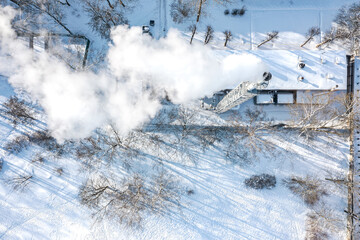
0;0;353;239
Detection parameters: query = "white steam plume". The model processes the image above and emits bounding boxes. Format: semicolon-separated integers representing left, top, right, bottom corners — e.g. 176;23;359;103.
0;6;267;141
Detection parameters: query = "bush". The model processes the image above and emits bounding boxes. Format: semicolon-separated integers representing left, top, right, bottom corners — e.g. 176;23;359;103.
283;176;327;206
224;9;229;15
84;0;128;39
231;9;239;16
170;0;194;24
245;174;276;189
29;130;64;155
0;158;3;172
306;213;329;240
3;96;35;126
79;172;182;228
239;6;246;16
231;6;246;16
8;174;33;191
5;135;30;154
55;167;64;176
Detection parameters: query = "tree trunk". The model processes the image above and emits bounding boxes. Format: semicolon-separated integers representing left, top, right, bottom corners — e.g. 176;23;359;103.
257;38;272;48
29;35;34;49
44;34;50;50
119;0;126;7
300;36;313;48
106;0;114;9
190;26;196;44
196;0;204;23
82;38;90;68
316;38;332;48
224;38;228;47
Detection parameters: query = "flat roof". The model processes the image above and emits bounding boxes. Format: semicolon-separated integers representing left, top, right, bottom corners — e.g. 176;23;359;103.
277;93;294;104
216;50;347;91
256;94;273;104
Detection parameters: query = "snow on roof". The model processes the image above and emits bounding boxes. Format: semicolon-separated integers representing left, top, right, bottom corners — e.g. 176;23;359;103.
251;50;347;90
277;93;294;104
256;93;273;104
216;50;346;91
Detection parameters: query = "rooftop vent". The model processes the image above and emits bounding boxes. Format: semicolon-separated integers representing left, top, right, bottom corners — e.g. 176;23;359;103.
320;56;326;64
263;72;272;81
298;62;305;69
326;73;334;79
298;75;304;82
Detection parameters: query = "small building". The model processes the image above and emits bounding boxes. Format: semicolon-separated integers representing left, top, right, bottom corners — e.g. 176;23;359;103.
202;50;347;110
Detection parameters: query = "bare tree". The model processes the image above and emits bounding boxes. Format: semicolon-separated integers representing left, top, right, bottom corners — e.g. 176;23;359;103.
10;0;73;35
170;0;194;24
330;3;360;53
2;96;36;126
223;30;232;47
76;125;141;169
84;0;129;39
229;108;275;154
194;0;230;23
150;171;181;214
305;213;329;240
57;0;71;7
175;106;196;138
204;25;213;44
288;92;355;140
5;135;30;154
79;172;182;227
316;3;360;51
189;24;197;44
301;27;320;47
257;31;279;48
8;174;33;191
283;175;327;206
225;108;276;165
305;204;344;239
316;26;349;49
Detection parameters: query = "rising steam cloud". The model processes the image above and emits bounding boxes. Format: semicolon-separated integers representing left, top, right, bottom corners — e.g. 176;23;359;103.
0;6;267;141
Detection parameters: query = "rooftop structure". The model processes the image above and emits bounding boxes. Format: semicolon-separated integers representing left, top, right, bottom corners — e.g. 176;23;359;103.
202;50;347;111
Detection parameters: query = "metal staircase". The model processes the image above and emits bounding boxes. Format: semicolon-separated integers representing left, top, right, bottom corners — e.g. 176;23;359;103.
214;72;272;113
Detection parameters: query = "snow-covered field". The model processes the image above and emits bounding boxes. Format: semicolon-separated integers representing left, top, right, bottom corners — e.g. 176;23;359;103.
0;82;350;239
0;0;355;239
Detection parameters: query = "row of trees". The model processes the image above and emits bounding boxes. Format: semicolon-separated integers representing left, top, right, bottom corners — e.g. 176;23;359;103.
173;1;360;52
8;0;134;39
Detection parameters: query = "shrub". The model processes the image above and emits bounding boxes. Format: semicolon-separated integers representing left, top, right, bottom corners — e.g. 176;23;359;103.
305;213;329;240
239;6;246;16
283;176;327;206
224;9;229;15
79;172;182;228
5;135;30;154
32;154;45;164
170;0;194;24
3;96;35;126
55;167;64;176
8;174;33;191
231;6;246;16
245;174;276;189
187;189;194;195
0;158;3;172
29;130;64;155
231;9;239;16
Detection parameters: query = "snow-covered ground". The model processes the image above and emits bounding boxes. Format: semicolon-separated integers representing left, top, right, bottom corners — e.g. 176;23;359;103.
0;78;350;239
0;0;355;239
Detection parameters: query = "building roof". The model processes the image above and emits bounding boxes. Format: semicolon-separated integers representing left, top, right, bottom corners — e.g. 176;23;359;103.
218;50;347;91
255;50;346;90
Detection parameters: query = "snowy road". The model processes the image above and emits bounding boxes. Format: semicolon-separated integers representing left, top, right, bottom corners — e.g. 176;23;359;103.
352;57;360;239
158;0;167;38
